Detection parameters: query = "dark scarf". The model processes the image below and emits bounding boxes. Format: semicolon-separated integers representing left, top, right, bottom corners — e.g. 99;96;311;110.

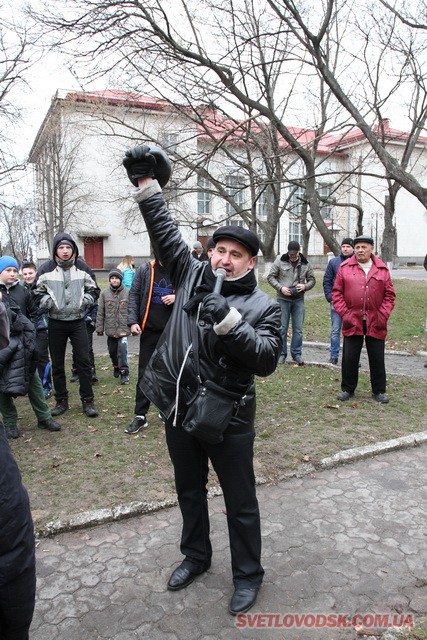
183;263;257;314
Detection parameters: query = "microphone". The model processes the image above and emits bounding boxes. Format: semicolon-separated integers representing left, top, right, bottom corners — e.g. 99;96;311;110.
213;268;226;294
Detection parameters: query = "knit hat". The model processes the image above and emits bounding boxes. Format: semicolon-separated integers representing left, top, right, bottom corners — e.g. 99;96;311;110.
193;241;203;250
354;234;374;246
213;226;259;257
287;240;301;255
0;256;19;273
341;237;354;247
108;268;123;282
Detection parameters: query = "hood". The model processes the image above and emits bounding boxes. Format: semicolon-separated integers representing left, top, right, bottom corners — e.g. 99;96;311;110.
52;232;79;259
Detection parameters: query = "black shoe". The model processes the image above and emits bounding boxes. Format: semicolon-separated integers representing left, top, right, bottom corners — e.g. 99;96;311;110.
229;586;260;616
278;354;286;365
38;418;61;432
5;425;20;439
125;416;148;434
113;367;120;378
329;357;338;365
51;400;69;416
372;392;389;404
337;391;354;401
70;370;79;382
293;356;304;366
120;373;129;385
167;562;210;591
82;399;98;417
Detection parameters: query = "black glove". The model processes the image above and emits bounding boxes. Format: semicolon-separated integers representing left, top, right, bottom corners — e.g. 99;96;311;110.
202;293;230;324
123;144;172;188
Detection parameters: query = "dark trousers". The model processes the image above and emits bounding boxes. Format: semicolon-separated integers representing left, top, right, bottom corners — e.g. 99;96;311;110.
48;318;94;402
165;424;264;588
342;334;386;395
72;325;95;371
134;331;162;416
0;566;36;640
107;336;129;374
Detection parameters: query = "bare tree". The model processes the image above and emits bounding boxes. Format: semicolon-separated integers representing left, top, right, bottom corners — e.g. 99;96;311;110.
0;1;37;193
29;0;427;260
30;112;94;252
0;201;36;261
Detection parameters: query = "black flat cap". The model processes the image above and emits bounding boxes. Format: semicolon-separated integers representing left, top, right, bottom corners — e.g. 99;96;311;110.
213;226;259;256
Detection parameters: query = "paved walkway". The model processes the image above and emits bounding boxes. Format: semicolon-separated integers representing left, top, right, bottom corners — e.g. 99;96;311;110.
34;344;427;639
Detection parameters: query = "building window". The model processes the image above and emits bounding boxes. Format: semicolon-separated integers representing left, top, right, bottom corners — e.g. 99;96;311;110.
226;175;245;217
160;132;179;152
256;189;268;243
197;175;211;216
288;185;304;245
318;183;333;220
289;221;303;245
289;185;305;218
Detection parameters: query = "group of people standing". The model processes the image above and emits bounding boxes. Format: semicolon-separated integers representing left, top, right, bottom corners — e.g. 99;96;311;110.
266;234;396;404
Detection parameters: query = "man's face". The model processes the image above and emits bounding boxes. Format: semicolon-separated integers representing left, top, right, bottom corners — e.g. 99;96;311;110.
211;239;255;279
354;242;373;263
341;244;354;257
0;267;19;285
56;243;74;261
22;267;36;285
289;251;300;263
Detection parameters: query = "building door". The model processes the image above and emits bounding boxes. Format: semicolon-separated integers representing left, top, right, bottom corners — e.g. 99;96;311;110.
83;237;104;268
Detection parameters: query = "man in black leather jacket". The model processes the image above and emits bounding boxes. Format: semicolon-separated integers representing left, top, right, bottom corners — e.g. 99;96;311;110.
124;145;281;615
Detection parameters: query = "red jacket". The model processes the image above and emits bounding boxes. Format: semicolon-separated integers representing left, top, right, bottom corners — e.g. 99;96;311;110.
332;254;396;339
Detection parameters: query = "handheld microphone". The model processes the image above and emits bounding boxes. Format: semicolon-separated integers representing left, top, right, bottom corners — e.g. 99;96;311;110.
213;268;226;294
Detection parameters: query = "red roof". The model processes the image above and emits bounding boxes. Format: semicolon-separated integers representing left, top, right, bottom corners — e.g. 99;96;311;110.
62;90;425;152
65;89;172;112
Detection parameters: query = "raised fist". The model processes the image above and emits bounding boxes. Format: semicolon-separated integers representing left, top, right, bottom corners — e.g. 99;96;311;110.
123;144;172;188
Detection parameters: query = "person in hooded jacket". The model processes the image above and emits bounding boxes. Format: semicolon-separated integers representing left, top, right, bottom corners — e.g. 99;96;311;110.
34;233;100;418
267;240;316;365
122;144;281;616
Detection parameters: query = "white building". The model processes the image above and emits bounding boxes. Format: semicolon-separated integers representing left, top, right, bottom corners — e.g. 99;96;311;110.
28;89;427;269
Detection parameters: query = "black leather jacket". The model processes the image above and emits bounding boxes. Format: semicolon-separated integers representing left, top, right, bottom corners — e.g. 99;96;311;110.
134;182;282;433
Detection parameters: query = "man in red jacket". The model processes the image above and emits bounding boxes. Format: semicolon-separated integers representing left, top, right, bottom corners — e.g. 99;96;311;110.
332;235;396;404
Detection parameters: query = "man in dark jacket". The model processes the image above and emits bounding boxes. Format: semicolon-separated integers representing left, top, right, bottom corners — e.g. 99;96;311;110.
322;238;354;364
332;235;396;404
123;144;281;616
125;259;174;434
35;233;100;418
0;301;36;640
267;240;316;365
0;257;61;438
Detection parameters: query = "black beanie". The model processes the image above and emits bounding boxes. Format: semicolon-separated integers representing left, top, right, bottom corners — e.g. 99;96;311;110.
341;237;354;247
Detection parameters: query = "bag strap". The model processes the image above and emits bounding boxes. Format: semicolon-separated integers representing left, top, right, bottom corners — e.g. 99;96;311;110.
191;304;202;384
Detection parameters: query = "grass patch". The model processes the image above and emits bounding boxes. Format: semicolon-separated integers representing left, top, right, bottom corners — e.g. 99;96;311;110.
10;354;427;531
